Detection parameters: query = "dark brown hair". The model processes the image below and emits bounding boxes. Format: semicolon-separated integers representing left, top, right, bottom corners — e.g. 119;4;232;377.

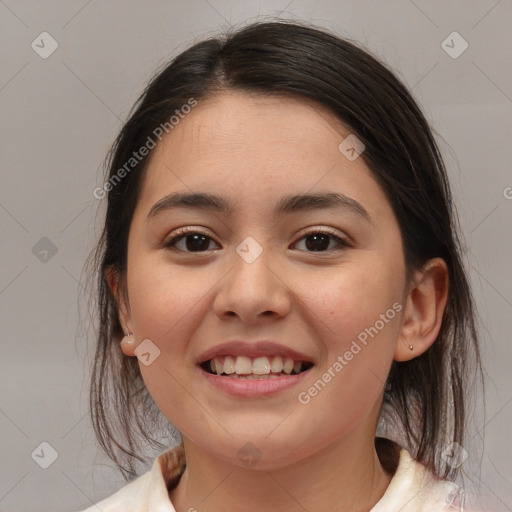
87;19;482;481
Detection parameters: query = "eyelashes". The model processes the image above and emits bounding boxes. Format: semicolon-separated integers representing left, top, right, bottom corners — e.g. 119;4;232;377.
163;228;220;253
162;226;352;254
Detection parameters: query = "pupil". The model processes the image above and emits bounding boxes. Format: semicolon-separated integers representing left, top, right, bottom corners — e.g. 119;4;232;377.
186;234;209;252
184;234;331;252
305;234;330;251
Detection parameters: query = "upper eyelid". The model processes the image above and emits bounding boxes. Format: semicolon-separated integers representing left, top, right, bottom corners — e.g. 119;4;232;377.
165;225;347;240
164;226;350;249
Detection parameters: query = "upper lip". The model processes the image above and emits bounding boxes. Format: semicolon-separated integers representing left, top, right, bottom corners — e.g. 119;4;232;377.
197;340;314;364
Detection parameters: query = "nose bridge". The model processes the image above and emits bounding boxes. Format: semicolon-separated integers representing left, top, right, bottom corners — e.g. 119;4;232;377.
213;235;290;322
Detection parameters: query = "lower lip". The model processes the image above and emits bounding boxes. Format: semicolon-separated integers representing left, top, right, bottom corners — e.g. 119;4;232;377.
199;367;312;397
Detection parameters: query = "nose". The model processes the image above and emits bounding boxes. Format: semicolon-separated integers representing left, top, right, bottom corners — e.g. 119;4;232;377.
212;245;291;324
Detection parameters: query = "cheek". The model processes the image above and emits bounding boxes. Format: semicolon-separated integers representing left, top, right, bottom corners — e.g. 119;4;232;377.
127;257;211;340
298;259;403;413
126;258;219;425
312;260;403;348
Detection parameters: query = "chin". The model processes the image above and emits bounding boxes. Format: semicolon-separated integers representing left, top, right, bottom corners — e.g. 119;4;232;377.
186;427;320;470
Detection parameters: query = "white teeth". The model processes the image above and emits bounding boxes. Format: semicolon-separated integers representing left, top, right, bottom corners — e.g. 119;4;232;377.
252;357;271;374
235;356;252;374
270;355;283;373
224;356;235;374
208;355;308;376
283;357;294;374
214;358;223;375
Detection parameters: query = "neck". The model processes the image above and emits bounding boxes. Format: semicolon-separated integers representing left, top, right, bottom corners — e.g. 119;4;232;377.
169;430;394;512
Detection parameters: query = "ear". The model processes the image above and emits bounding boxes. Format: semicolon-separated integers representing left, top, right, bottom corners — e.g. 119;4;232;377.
394;258;449;361
105;266;136;356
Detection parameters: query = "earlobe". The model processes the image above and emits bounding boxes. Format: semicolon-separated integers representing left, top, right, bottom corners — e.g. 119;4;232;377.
394;258;449;362
120;332;137;356
105;266;136;356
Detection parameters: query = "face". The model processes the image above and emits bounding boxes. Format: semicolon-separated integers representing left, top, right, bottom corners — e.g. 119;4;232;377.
117;91;409;468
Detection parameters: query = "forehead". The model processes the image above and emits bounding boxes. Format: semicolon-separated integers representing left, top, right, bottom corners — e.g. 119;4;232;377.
165;91;350;158
136;91;392;222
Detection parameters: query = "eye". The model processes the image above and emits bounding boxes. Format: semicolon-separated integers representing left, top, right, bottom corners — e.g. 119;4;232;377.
163;228;221;253
292;229;351;252
162;227;351;253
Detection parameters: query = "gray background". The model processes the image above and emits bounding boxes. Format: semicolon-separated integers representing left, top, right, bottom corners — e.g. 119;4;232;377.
0;1;511;511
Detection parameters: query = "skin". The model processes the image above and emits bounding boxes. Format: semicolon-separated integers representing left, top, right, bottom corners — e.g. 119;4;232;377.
108;91;449;512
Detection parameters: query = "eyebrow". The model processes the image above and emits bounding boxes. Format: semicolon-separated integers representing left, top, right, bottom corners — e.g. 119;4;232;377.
146;191;371;223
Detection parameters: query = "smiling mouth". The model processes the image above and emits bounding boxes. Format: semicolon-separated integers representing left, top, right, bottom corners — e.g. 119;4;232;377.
200;355;314;379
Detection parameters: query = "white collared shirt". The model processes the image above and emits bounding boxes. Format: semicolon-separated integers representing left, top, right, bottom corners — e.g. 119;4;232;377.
79;443;467;511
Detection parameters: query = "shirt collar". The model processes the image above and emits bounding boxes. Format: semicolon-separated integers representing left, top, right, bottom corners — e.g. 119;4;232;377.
147;442;460;512
147;444;186;511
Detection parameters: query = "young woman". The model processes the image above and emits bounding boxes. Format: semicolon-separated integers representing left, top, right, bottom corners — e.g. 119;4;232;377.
82;20;482;511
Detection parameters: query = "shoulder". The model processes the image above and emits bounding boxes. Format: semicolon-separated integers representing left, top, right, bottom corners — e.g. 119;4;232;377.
77;444;185;512
372;445;465;511
78;471;153;512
